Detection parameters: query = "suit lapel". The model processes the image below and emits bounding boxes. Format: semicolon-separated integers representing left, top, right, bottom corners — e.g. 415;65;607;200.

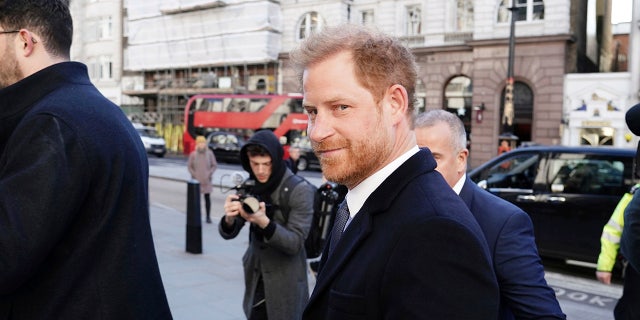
308;206;373;302
459;178;475;208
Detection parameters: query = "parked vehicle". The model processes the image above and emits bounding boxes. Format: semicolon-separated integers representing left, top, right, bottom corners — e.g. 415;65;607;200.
468;145;636;267
206;131;246;163
182;94;306;155
133;123;166;157
291;136;320;171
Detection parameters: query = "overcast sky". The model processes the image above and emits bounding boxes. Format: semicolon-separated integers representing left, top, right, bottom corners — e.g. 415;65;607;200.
613;0;633;24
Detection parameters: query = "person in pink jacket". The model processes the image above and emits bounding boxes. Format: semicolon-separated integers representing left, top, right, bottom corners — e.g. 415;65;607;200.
188;135;218;223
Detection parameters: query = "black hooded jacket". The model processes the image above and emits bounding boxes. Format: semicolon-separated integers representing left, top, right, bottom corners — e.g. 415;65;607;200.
219;130;315;319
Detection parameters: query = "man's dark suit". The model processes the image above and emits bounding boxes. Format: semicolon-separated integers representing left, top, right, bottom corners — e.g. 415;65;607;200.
459;178;565;319
303;149;499;319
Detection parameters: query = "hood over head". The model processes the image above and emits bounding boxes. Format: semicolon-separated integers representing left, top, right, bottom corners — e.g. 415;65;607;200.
240;130;287;195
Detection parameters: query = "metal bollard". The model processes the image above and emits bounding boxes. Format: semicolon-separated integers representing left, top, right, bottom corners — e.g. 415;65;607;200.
186;179;202;254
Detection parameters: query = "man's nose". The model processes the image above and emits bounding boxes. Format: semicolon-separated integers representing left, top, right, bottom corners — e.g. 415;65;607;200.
308;112;334;142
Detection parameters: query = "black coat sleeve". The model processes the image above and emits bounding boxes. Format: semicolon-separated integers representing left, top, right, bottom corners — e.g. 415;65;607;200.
623;191;640;271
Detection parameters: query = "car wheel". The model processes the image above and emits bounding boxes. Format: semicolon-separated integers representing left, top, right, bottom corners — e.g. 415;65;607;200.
297;157;308;171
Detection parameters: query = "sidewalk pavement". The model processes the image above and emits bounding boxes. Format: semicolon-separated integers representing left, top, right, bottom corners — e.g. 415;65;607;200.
149;162;318;319
150;204;247;320
149;162;621;319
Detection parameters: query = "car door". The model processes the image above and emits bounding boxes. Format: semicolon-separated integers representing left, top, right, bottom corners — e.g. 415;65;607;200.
526;152;633;263
471;150;542;206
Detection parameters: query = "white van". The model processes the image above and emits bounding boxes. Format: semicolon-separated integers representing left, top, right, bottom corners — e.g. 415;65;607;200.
133;123;167;157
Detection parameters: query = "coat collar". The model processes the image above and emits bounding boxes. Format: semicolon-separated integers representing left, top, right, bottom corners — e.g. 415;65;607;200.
0;62;90;120
307;148;437;306
459;177;475;207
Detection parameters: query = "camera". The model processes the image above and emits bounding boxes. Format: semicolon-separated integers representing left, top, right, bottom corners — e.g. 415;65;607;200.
231;178;261;214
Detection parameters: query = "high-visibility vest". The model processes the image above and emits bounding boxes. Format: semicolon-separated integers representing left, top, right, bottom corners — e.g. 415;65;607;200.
597;184;640;271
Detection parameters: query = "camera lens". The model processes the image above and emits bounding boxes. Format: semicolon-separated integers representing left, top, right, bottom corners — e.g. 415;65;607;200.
242;196;260;214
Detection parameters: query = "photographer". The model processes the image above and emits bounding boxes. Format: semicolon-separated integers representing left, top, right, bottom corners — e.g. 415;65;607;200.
219;130;315;320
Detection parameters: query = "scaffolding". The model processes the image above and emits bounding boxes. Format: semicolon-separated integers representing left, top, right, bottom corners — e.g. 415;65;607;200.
122;0;284;152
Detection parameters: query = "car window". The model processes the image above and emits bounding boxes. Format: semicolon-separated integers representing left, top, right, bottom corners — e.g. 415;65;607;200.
210;134;228;144
473;152;540;190
547;154;628;195
137;128;161;138
292;136;312;149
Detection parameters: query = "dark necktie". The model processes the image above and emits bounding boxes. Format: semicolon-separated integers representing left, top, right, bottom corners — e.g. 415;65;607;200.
329;202;350;256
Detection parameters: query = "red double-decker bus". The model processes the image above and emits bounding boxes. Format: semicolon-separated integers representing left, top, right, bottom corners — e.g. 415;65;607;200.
182;94;308;155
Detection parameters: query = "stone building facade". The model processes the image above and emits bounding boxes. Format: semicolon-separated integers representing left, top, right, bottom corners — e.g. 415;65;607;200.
69;0;629;163
279;0;613;167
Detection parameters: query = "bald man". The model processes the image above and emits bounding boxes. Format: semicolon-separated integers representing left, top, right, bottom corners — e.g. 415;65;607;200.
415;110;565;320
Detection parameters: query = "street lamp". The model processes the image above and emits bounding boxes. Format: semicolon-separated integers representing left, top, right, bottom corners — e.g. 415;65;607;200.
500;0;519;148
503;0;516;133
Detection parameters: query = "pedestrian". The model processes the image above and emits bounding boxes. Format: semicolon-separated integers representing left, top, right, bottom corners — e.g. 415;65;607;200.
595;183;639;320
188;135;218;223
615;102;640;320
596;184;639;285
0;1;171;318
219;130;315;320
285;146;300;174
290;24;499;319
619;190;640;320
499;139;511;154
414;110;566;319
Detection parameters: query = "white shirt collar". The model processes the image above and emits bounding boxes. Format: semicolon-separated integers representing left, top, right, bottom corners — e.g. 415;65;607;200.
345;146;420;219
452;173;467;195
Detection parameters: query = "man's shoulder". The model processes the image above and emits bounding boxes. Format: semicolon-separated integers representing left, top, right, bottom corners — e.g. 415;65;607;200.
463;179;533;232
286;174;315;194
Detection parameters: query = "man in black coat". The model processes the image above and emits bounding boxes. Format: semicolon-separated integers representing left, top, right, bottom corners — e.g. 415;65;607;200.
290;24;499;319
0;1;171;318
617;102;640;320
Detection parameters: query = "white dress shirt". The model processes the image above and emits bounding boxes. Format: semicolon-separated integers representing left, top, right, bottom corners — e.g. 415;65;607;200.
342;146;420;230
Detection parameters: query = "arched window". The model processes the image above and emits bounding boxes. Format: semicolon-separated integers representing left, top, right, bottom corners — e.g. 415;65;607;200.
497;0;544;23
297;12;324;41
444;76;473;139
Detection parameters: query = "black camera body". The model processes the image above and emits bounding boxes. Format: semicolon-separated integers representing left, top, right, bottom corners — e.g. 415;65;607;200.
232;179;261;214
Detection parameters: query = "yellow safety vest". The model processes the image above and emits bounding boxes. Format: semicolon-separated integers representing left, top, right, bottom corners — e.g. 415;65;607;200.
597;184;640;271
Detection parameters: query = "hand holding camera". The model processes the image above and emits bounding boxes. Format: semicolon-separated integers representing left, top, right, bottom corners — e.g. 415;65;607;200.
223;178;270;228
224;194;268;226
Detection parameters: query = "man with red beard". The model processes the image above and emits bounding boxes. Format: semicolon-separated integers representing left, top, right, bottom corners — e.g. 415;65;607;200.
290;24;499;319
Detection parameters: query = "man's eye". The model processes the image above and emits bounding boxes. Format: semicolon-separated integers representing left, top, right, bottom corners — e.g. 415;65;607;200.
337;105;349;111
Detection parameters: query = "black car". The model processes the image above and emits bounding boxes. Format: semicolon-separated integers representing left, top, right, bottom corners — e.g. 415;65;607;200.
206;131;246;163
468;145;636;267
292;137;321;171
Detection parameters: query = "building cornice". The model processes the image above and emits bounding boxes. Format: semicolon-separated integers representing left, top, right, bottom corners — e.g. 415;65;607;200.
467;34;575;47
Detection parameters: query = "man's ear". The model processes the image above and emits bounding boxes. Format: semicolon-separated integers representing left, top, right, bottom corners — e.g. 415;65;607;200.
386;84;409;124
18;30;37;55
458;149;470;173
